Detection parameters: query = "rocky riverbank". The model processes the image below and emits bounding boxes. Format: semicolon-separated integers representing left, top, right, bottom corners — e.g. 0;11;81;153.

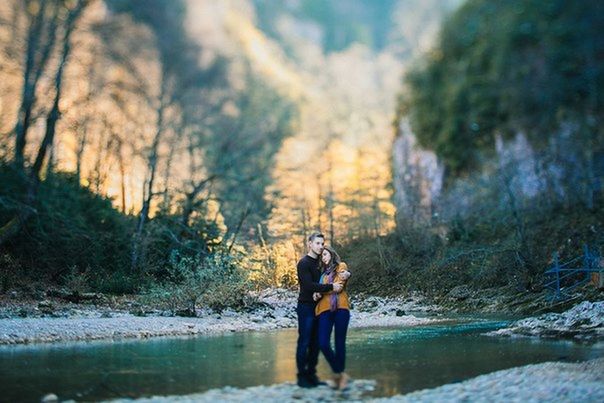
101;358;604;402
2;287;602;345
434;284;604;315
487;300;604;341
378;357;604;403
0;289;441;345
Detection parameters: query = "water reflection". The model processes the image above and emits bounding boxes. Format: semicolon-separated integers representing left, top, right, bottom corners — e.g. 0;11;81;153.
0;320;602;401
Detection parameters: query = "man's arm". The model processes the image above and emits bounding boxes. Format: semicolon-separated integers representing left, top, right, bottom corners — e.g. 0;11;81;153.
298;264;334;293
332;263;349;292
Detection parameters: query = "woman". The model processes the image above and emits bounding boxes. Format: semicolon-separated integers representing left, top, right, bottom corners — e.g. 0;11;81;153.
313;245;351;390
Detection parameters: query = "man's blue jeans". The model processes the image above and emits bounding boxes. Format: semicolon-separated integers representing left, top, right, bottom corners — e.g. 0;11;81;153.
296;302;319;377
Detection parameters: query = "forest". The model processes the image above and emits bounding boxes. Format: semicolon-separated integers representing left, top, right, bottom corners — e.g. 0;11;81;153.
348;0;604;300
0;0;602;311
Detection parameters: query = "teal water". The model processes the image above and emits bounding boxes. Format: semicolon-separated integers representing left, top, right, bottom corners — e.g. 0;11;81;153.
1;319;602;401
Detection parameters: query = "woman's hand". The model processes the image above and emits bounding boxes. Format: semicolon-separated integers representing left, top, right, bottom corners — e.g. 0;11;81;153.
313;292;322;301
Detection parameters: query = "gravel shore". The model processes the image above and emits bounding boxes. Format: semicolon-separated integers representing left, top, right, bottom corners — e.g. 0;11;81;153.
2;292;602;346
378;357;604;403
486;300;604;341
0;289;440;345
103;358;604;402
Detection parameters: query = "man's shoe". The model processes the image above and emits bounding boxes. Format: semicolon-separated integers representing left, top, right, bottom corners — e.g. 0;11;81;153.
307;373;327;386
297;374;316;388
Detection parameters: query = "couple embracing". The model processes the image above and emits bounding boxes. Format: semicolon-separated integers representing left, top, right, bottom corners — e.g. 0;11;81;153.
295;231;351;390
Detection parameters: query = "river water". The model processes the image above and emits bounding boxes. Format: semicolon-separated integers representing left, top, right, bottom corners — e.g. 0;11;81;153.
1;318;602;401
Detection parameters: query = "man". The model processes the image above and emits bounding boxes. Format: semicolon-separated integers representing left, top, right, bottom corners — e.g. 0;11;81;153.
295;232;344;388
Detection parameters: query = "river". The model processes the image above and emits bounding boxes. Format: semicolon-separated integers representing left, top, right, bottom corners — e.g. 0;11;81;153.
1;317;602;401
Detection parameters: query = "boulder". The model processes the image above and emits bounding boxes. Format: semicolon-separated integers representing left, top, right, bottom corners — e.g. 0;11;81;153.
41;393;59;402
447;285;472;300
488;300;604;341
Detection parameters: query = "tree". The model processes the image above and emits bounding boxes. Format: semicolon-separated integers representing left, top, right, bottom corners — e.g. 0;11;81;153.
0;0;92;247
12;0;60;171
404;0;604;176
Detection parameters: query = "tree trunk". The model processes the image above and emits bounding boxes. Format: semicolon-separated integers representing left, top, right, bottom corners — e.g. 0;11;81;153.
316;173;323;232
327;155;335;245
14;1;59;171
227;206;250;254
115;137;127;213
75;124;88;183
131;75;169;271
45;138;55;178
161;117;185;210
180;175;216;230
30;2;86;181
75;61;96;183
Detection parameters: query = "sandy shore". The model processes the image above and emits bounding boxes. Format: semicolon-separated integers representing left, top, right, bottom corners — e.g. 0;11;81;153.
102;358;604;402
0;290;441;345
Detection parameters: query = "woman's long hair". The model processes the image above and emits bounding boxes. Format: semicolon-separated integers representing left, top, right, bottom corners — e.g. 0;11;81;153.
321;245;341;274
321;245;342;312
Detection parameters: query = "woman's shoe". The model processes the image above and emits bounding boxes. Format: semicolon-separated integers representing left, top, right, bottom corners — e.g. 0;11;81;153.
337;372;350;390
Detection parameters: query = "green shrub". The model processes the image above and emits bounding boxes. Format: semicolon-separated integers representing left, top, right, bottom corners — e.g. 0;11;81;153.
142;252;255;313
0;253;22;292
0;165;133;287
343;200;603;297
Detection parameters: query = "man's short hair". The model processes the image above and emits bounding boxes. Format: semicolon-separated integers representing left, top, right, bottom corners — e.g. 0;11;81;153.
308;232;325;242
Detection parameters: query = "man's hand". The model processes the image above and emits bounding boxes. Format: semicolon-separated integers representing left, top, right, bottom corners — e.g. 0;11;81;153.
313;292;322;301
333;283;343;293
340;270;351;280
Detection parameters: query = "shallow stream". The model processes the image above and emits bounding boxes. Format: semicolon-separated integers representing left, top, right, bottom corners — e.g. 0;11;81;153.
1;318;602;401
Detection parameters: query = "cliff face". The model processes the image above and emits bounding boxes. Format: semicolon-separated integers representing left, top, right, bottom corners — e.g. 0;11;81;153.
392;119;603;226
392;118;443;223
494;132;541;199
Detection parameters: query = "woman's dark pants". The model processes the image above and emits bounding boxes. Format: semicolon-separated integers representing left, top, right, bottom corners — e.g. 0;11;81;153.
318;308;350;373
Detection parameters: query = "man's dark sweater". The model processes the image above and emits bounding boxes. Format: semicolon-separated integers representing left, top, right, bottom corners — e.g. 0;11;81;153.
297;255;333;303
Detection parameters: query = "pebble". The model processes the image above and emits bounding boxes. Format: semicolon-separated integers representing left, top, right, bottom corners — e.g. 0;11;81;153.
106;380;378;402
